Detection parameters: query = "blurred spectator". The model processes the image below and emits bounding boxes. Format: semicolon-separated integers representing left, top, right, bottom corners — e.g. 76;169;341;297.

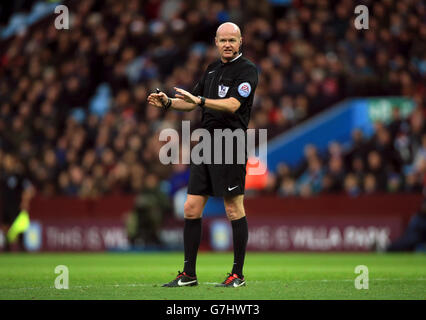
296;156;324;196
278;176;297;197
323;156;346;193
294;144;319;178
344;173;360;197
366;151;387;191
363;173;378;194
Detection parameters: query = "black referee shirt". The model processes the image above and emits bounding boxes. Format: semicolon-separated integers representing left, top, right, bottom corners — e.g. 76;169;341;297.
192;54;258;131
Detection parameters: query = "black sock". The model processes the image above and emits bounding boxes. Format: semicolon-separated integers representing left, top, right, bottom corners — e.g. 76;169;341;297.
231;216;248;278
183;218;202;277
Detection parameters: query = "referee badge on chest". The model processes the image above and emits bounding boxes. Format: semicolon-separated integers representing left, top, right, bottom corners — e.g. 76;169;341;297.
218;84;230;98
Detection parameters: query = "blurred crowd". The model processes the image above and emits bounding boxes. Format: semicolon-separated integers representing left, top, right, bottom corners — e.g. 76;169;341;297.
0;0;425;198
260;106;426;197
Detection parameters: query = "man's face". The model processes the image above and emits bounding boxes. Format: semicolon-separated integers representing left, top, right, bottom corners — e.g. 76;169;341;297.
215;31;241;62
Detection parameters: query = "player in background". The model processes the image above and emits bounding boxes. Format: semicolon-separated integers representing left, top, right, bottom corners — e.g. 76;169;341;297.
0;153;35;251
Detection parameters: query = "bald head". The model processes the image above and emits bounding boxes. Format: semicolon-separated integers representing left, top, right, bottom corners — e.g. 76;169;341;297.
215;22;242;62
216;22;241;38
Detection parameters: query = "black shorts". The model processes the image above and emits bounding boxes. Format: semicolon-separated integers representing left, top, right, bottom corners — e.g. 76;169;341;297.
187;162;246;197
187;132;247;197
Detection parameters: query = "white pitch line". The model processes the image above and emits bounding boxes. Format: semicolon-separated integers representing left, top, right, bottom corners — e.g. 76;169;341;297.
2;278;426;291
289;278;426;283
1;283;156;291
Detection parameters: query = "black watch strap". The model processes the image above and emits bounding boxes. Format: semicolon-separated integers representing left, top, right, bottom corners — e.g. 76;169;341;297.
164;98;172;110
156;88;172;110
198;96;205;107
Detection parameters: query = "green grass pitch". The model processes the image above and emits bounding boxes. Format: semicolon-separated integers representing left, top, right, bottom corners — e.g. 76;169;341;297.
0;252;425;300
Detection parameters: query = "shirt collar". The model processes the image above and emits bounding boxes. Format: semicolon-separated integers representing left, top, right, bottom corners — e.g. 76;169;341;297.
221;53;242;65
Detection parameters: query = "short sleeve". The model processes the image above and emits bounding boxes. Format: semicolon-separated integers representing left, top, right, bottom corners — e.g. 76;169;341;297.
228;66;258;104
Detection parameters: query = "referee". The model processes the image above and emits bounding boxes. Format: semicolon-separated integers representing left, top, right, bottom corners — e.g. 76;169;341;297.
148;22;258;287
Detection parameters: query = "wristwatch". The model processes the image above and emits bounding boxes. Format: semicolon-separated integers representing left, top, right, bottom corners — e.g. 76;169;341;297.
198;96;206;108
164;97;172;110
156;88;172;110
